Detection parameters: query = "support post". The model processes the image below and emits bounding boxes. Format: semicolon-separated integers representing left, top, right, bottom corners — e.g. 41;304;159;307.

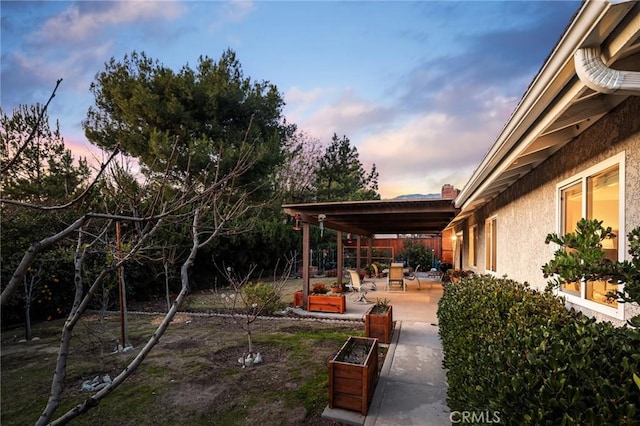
356;235;362;272
115;221;128;350
337;231;343;285
302;221;310;310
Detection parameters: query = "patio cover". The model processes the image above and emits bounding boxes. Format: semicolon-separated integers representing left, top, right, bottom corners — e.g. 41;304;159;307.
283;198;459;237
283;198;458;310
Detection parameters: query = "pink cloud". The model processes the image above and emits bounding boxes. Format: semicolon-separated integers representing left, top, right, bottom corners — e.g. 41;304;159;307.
63;135;104;166
290;88;392;142
287;83;518;199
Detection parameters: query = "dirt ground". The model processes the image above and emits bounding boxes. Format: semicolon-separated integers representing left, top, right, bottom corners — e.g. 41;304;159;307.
131;298;384;425
147;315;341;425
2;297;386;426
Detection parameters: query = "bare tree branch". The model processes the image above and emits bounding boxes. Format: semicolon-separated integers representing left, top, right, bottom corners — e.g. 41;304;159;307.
2;215;90;306
1;79;63;175
0;210;162;306
36;215;164;425
46;209;199;425
3;95;269;424
0;145;120;211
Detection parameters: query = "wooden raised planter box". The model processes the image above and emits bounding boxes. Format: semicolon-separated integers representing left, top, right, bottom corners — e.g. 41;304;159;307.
308;294;346;313
293;291;303;308
328;336;379;415
365;304;393;344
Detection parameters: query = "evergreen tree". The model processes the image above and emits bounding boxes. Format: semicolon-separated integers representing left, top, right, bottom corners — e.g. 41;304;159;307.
83;49;294;200
315;133;379;201
1;104;90;204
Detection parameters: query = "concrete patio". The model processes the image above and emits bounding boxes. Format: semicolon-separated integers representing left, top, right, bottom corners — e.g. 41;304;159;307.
295;276;451;425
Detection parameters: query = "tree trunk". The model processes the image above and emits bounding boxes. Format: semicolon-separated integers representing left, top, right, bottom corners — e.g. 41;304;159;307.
23;274;34;341
24;303;32;341
164;260;171;312
247;327;253;354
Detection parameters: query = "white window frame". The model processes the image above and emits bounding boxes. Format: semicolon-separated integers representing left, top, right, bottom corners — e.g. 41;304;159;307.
554;152;625;320
485;216;497;274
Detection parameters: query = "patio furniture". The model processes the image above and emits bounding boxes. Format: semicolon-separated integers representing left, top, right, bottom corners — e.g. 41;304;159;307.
404;264;423;290
425;267;444;281
386;262;406;291
347;269;373;303
370;263;380;278
381;266;410;276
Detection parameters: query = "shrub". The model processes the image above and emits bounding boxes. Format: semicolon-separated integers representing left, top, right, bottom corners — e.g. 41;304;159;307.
437;275;640;424
241;282;282;315
396;239;434;268
544;219;640;328
370;298;390;314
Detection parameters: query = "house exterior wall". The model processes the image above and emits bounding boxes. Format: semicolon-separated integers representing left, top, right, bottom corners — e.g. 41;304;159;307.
454;96;640;324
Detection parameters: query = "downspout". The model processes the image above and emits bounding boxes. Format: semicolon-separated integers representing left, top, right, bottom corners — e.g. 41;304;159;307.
575;46;640;95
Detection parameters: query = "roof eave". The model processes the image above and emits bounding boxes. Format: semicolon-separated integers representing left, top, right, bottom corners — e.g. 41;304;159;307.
454;0;638;214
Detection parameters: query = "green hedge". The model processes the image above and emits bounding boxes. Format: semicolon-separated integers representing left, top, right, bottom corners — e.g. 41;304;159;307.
437;275;640;425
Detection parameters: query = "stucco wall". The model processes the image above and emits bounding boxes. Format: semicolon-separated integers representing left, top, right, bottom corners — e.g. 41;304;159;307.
456;96;640;325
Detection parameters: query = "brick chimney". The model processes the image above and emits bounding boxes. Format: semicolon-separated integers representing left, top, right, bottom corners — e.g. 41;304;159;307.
441;184;459;199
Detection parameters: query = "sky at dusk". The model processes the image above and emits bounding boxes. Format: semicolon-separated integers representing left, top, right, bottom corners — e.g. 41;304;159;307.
1;0;581;199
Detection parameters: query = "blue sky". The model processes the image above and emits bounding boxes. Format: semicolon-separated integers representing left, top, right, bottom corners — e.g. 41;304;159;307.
1;0;580;198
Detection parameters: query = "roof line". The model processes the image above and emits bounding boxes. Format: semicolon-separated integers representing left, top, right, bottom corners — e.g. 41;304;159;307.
455;0;618;209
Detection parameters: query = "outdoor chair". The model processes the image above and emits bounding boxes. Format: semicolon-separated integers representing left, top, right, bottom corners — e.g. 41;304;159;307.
347;269;373;303
370;263;379;278
404;264;423;290
361;265;378;289
386;262;406;291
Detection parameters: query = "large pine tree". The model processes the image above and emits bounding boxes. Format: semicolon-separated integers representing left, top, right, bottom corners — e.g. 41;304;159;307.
83;49;294;200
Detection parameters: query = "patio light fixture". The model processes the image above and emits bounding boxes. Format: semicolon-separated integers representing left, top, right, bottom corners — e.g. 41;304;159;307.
318;214;326;237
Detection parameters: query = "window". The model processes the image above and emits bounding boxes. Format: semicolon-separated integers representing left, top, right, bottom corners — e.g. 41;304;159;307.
556;153;624;315
485;217;497;272
469;225;478;267
559;181;582;296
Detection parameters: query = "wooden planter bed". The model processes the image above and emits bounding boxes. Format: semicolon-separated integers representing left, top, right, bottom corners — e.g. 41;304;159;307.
365;304;393;344
328;336;379;415
308;294;346;313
